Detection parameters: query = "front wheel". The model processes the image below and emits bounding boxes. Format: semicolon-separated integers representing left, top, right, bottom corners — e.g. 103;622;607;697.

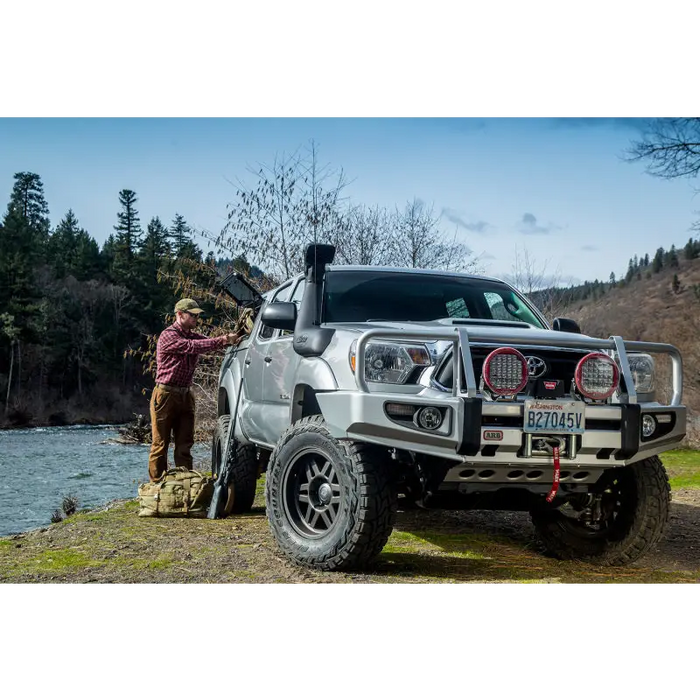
530;456;671;566
266;415;397;571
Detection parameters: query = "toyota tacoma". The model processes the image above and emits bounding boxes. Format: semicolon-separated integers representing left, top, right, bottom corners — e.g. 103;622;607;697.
213;245;686;571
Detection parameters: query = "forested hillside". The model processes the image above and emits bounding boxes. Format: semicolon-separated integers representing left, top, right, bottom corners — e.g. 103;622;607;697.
557;251;700;440
0;172;250;428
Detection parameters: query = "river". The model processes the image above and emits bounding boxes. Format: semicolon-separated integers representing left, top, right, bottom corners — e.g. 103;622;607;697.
0;425;211;537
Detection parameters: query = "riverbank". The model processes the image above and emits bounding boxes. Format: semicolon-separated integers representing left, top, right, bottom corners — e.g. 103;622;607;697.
2;452;700;583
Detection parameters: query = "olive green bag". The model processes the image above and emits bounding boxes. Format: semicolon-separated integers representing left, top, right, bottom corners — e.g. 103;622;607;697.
138;469;214;518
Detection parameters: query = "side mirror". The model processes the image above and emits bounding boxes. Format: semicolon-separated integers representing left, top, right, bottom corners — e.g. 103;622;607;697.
261;302;297;331
552;317;581;334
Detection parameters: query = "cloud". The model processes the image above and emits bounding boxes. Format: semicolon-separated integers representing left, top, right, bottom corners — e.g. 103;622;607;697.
441;207;491;233
518;212;560;235
580;245;598;252
464;220;491;233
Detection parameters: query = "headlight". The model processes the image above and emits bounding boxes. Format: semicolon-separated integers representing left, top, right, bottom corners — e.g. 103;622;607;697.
349;340;431;384
628;353;655;394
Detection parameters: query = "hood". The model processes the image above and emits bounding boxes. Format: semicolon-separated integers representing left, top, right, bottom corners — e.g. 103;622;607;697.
324;319;602;361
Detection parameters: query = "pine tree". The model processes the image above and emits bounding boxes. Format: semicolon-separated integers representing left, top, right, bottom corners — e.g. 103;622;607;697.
9;172;50;246
72;230;102;281
112;189;143;284
48;210;80;278
137;217;172;325
625;258;634;283
101;234;117;273
653;248;664;273
672;273;681;294
684;237;696;260
169;213;192;258
644;253;650;267
0;172;51;323
669;244;680;269
609;271;616;288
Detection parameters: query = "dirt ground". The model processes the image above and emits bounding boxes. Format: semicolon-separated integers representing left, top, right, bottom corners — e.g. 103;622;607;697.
2;484;699;583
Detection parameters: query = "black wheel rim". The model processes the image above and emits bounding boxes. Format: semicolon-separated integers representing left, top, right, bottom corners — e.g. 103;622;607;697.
557;470;635;541
282;448;342;539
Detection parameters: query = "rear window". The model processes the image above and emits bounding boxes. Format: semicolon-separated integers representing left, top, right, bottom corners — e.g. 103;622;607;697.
322;270;545;328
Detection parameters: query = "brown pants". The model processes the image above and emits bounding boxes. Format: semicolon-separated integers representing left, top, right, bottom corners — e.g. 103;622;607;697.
148;386;195;481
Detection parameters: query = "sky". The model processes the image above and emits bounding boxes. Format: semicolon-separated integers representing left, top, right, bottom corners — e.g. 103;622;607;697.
1;117;697;287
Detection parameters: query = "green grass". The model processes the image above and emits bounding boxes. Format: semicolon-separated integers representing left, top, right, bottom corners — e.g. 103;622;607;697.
26;548;101;573
662;449;700;489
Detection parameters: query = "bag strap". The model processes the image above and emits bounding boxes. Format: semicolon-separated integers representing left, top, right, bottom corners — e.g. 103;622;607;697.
183;477;191;514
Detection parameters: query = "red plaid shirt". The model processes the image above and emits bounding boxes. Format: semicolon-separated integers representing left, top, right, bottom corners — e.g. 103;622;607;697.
155;322;227;387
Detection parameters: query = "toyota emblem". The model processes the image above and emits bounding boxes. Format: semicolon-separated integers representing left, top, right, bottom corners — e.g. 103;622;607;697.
526;356;547;378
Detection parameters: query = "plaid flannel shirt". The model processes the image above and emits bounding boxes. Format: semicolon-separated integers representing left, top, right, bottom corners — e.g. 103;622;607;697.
155;322;227;387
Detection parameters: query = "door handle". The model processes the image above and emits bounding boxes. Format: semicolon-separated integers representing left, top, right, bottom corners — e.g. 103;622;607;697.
264;356;273;363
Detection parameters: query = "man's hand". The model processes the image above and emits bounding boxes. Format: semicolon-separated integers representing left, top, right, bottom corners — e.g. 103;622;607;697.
225;331;244;346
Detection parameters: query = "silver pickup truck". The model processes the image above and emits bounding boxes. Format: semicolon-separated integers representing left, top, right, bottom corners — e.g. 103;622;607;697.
214;244;686;571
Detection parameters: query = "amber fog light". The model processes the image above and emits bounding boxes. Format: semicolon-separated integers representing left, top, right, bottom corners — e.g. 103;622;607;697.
416;406;443;430
642;414;657;438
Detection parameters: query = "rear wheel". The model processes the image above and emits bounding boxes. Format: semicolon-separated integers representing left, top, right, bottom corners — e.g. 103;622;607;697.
211;415;258;514
266;415;397;571
530;456;670;565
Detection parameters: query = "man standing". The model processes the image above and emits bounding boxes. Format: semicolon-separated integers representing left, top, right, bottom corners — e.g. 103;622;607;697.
148;298;243;482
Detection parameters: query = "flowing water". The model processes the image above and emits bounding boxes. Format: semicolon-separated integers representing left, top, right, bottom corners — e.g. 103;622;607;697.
0;425;211;537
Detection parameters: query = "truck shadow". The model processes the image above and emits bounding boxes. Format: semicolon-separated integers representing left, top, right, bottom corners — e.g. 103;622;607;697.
372;503;700;583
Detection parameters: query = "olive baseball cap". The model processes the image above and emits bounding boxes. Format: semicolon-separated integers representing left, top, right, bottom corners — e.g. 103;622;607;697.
175;298;205;315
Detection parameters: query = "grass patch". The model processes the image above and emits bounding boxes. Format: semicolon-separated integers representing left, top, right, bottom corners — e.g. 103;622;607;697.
0;540;14;549
662;449;700;489
384;530;487;560
110;557;161;572
26;548;102;573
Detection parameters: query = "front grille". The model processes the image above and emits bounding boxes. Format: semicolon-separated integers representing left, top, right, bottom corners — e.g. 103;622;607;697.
434;345;589;393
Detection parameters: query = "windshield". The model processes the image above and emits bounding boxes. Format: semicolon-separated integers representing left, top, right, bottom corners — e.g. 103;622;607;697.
322;270;546;328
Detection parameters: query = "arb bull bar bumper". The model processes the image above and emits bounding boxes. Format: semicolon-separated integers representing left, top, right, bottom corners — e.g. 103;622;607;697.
317;327;686;481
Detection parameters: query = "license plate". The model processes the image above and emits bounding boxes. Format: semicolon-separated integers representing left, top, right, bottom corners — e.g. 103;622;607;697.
523;399;585;435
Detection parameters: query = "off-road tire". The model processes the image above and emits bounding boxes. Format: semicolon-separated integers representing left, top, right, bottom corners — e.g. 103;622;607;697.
531;456;671;566
266;415;397;571
212;415;258;514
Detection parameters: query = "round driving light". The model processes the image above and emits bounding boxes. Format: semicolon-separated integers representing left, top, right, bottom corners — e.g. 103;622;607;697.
642;414;657;438
482;347;528;396
574;352;620;401
416;406;443;430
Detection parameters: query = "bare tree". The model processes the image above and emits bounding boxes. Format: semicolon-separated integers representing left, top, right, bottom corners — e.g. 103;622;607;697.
67;279;112;396
110;285;130;347
0;313;19;415
627;118;700;180
628;118;700;233
332;204;394;266
218;142;347;282
388;198;478;272
507;245;572;321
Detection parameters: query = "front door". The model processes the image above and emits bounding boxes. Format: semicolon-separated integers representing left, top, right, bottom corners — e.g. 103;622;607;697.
259;278;306;444
238;281;294;443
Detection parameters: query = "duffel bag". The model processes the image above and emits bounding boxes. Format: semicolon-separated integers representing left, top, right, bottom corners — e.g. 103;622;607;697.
138;468;214;518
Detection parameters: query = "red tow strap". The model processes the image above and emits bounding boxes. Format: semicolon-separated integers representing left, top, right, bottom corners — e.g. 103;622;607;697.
545;444;561;503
